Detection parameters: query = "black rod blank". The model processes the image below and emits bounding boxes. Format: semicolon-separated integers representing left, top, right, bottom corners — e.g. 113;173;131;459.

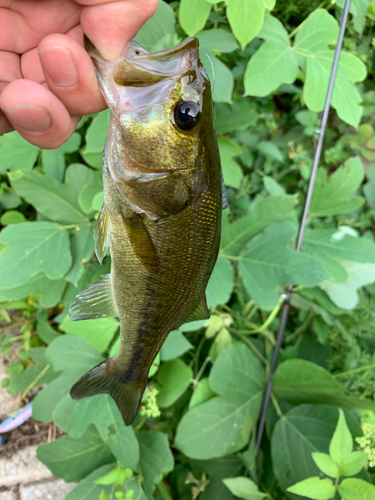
255;0;353;456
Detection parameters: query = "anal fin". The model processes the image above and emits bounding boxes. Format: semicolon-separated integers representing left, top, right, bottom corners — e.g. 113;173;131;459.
69;274;117;321
95;204;109;264
185;295;210;323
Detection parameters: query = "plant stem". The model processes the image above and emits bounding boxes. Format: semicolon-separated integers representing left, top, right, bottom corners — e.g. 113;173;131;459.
234;331;269;367
333;364;375;378
285;308;315;343
194;356;212;385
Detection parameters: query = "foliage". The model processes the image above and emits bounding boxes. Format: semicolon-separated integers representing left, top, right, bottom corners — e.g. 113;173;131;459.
1;0;375;499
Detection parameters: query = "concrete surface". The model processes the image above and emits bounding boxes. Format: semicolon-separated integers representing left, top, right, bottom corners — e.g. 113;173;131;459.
0;490;17;500
0;446;54;488
20;479;77;500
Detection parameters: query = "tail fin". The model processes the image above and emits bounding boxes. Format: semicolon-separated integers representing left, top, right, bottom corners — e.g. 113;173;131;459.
70;358;146;426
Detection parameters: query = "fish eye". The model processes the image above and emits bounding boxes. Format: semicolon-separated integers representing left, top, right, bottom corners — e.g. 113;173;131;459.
174;101;200;130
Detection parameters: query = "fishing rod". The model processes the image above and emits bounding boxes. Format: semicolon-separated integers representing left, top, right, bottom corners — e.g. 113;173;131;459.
255;0;352;456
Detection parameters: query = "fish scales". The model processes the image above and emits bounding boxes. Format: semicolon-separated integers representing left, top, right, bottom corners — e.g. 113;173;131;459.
68;37;223;425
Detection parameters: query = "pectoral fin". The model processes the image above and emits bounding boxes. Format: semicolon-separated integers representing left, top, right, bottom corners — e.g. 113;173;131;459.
95;204;109;264
185;295;210;323
69;274;117;320
122;213;159;271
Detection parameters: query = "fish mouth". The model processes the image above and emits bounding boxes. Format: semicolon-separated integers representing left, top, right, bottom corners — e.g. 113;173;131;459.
85;36;200;88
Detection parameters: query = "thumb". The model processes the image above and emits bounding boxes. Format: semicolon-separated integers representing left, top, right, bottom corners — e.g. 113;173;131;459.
78;0;158;60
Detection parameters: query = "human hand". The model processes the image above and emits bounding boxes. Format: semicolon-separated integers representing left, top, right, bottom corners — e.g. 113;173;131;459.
0;0;158;148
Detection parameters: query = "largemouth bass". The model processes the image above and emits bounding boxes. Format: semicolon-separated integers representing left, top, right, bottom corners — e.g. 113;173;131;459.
69;36;223;425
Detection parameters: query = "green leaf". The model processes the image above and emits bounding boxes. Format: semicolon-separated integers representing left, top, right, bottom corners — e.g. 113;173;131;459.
137;431;174;498
0;273;66;307
78;175;103;214
32;335;103;421
337;0;368;34
201;53;234;104
338;478;375;500
296;110;319;136
189;377;216;409
227;0;276;50
0;210;26;225
287;477;335;500
7;347;58;394
0;183;21;209
244;15;298;97
218;137;242;189
65;464;116;500
67;395;140;470
36;310;59;344
320;260;375;310
340;451;368;477
273;359;375;411
175;343;264;459
42;132;81;181
160;330;193;361
179;0;211;36
65;223;95;286
0;131;39;173
329;409;353;465
310;157;364;217
197;29;239;53
220;194;296;257
263;176;285;195
238;222;328;310
121;479;147;500
135;0;175;51
52;394;77;432
311;453;339;478
10;166;91;224
37;426;115;481
0;222;72;287
271;404;363;497
206;256;234;308
214;100;257;135
223;476;269;499
60;316;119;353
81;110;110;168
156;359;193;407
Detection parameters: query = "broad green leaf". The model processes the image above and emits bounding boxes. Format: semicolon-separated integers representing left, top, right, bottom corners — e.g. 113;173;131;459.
197;29;239;53
206;256;234;308
294;10;338;59
0;183;21;209
271;405;363;497
223;476;269;499
0;210;26;225
0;222;71;287
340;451;368;477
121;478;148;500
52;394;77;432
320;260;375;310
189;377;216;409
7;347;57;394
79;176;103;214
65;223;95;286
42;132;81;181
36;310;60;344
329;409;353;465
60;316;119;353
32;335;103;421
337;0;368;34
311;453;339;478
238;222;328;310
0;131;39;172
287;477;335;500
10;166;92;224
218;137;242;188
179;0;211;36
191;455;245;500
65;464;116;500
227;0;276;50
160;330;193;361
201;53;234;103
220;194;296;257
156;359;193;407
296;110;319;136
37;426;115;481
175;343;264;459
215;100;257;135
273;359;375;411
81;110;110;168
310;157;364;216
338;478;375;500
244;16;298;97
137;431;174;498
263;176;285;195
303;229;375;283
68;395;140;470
135;0;175;51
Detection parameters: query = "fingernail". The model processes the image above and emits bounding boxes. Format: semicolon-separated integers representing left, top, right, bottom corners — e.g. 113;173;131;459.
39;46;78;87
4;104;52;132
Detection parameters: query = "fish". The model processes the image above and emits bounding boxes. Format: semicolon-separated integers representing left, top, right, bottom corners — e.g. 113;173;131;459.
68;36;225;426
